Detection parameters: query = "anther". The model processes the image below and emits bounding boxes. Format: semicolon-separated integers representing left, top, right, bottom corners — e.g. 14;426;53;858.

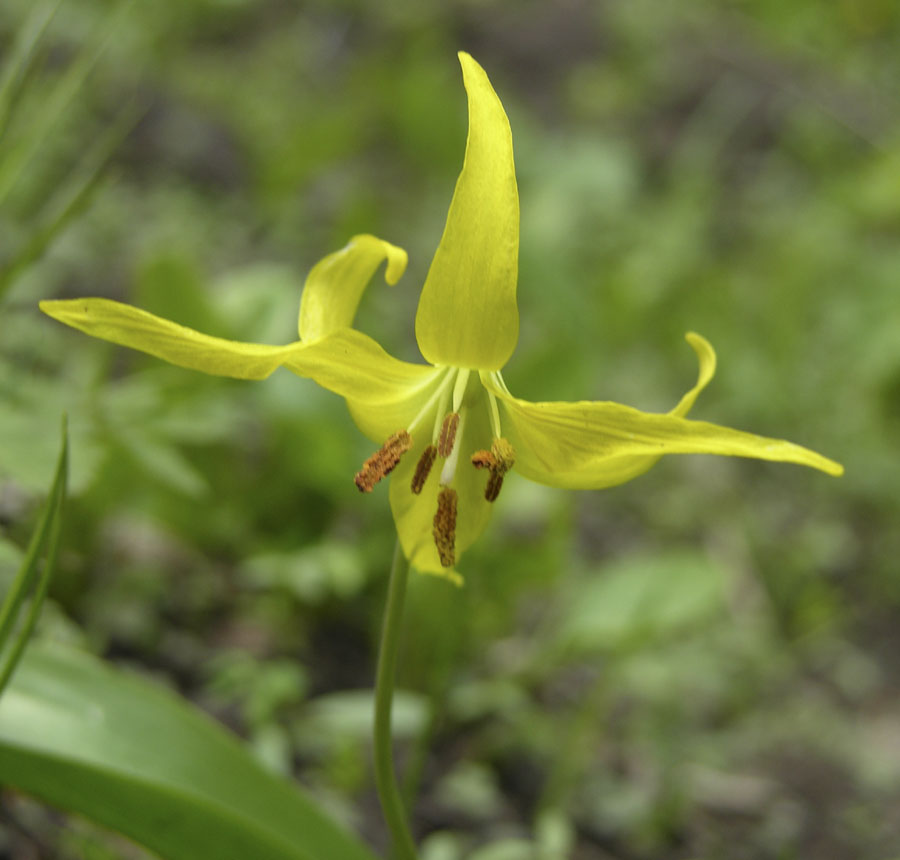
437;412;460;458
485;471;505;503
354;430;412;493
410;445;437;494
432;487;458;568
471;438;516;502
490;438;515;473
471;450;496;471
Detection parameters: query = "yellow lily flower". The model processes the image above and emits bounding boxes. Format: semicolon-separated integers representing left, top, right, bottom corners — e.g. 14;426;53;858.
40;53;842;582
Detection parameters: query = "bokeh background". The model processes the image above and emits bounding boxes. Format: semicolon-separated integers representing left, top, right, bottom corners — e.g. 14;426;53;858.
1;1;898;857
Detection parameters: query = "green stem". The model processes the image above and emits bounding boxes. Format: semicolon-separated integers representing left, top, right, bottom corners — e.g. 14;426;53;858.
373;541;418;860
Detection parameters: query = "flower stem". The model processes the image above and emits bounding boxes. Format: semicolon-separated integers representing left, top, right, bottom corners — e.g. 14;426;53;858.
373;540;418;860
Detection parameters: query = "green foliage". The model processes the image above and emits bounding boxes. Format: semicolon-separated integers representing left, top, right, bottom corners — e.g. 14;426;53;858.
1;0;898;857
0;642;378;860
0;418;67;696
0;0;135;299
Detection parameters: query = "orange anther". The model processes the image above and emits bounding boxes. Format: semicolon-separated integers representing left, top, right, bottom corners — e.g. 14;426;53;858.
437;412;460;457
411;445;437;494
472;438;515;502
432;487;458;567
354;430;412;492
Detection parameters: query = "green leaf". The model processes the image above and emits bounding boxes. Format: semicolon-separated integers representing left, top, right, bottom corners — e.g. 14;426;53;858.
0;0;130;207
0;103;140;299
0;642;379;860
0;415;67;697
554;550;729;656
0;0;61;143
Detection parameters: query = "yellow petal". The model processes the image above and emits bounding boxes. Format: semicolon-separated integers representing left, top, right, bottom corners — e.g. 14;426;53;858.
670;332;716;417
483;336;843;489
298;234;407;342
346;366;445;444
414;52;519;371
388;391;495;580
40;298;435;407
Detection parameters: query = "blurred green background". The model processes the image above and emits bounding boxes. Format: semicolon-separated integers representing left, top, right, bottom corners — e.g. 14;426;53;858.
1;0;898;858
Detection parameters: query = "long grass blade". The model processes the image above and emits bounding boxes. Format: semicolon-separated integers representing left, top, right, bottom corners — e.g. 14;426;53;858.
0;0;63;143
0;0;132;207
0;104;141;299
0;416;68;699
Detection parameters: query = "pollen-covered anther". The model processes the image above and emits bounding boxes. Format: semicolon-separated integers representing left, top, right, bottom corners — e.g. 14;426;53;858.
472;438;516;502
354;430;412;493
485;471;504;503
471;450;497;470
432;487;458;568
437;412;460;458
410;444;437;494
490;438;515;474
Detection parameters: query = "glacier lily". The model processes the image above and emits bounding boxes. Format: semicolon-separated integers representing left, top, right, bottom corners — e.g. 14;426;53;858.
40;53;841;581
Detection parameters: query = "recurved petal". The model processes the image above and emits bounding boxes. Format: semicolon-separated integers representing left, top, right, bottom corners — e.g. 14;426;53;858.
414;52;519;371
671;332;716;417
298;234;407;342
40;298;435;408
482;351;843;490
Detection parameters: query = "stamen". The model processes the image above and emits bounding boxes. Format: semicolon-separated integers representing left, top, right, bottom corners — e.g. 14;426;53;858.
410;445;437;494
487;390;502;439
471;450;496;470
431;369;457;440
437;412;460;457
491;438;516;473
432;487;458;568
471;437;516;502
354;430;412;493
439;411;466;486
452;369;471;411
408;368;457;435
485;471;504;503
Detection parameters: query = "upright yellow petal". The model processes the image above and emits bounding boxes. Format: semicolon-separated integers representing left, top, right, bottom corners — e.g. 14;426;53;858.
414;52;519;371
298;234;407;342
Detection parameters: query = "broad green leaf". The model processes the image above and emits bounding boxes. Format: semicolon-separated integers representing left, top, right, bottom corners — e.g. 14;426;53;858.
554;550;730;655
0;642;379;860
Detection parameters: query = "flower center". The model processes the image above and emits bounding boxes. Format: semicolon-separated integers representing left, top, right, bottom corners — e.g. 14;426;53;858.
354;366;515;568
